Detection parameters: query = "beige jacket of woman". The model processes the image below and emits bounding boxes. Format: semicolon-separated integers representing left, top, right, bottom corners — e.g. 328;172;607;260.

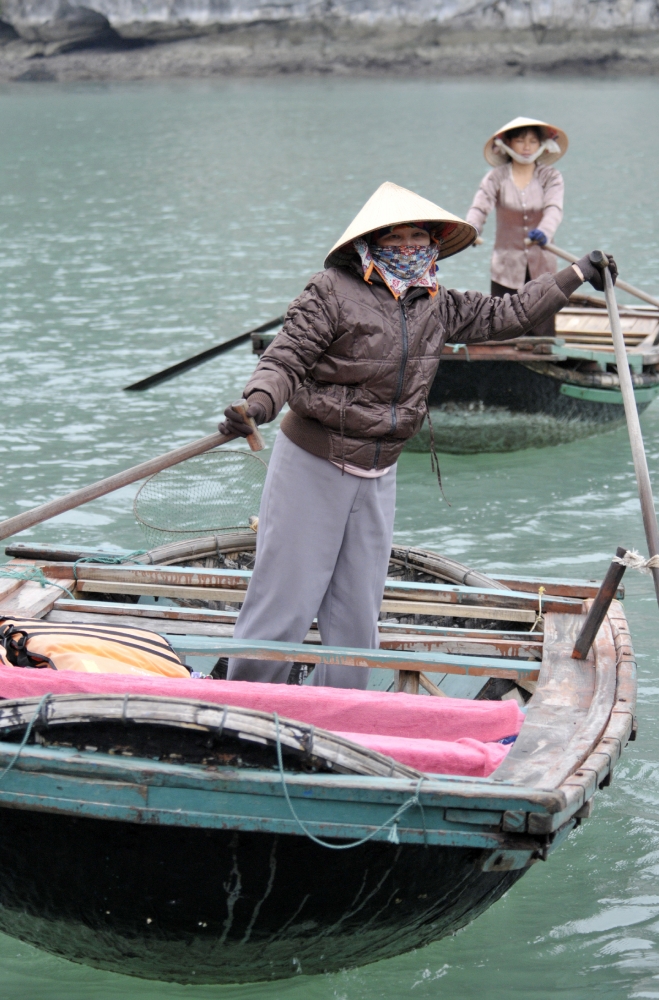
466;163;564;289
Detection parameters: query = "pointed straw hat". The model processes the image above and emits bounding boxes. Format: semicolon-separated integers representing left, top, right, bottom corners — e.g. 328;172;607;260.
324;181;477;269
484;117;568;168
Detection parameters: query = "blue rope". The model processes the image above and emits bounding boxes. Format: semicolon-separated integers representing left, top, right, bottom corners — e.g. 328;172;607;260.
0;566;74;600
72;550;148;582
0;693;51;783
273;713;428;850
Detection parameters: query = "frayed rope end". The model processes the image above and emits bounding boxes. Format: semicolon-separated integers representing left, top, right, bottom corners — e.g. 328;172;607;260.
613;549;659;574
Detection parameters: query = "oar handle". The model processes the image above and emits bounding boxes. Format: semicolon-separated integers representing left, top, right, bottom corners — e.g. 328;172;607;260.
534;240;659;310
0;431;236;543
592;250;659;607
231;400;266;452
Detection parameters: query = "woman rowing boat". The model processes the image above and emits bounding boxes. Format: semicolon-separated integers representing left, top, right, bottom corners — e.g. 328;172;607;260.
465;116;568;337
219;181;615;688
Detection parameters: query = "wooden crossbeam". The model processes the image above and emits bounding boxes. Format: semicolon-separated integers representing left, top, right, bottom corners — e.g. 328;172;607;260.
72;580;541;622
46;606;542;659
55;598;542;637
53;599;240;624
492;574;623;601
43;561;580;614
379;599;537;622
156;635;540;682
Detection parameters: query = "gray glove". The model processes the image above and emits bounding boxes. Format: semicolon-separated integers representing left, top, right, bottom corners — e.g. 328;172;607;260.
218;400;266;438
575;252;618;292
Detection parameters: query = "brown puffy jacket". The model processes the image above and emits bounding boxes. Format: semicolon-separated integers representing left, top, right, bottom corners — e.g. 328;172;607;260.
243;261;580;471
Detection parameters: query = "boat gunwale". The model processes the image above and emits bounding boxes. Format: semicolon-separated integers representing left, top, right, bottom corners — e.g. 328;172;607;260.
0;596;635;845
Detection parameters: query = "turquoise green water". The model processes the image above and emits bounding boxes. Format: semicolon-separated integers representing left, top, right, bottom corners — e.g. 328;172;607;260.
0;77;658;998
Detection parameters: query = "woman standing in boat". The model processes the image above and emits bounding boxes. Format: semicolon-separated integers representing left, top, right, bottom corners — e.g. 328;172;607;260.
219;181;614;689
465;116;568;337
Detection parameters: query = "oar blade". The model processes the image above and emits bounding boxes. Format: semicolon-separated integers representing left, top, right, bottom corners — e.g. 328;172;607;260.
123;315;285;392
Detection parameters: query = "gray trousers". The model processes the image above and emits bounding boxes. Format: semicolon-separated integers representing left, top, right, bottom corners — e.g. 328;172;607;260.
227;432;396;688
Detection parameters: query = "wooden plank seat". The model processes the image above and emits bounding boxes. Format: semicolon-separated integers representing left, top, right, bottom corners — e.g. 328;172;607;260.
47;601;543;659
116;636;539;683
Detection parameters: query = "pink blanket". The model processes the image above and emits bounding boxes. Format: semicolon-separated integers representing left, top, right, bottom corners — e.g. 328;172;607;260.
334;732;510;777
0;668;523;776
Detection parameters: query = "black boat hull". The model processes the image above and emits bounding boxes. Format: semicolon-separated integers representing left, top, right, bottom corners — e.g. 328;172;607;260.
0;806;523;984
408;360;650;454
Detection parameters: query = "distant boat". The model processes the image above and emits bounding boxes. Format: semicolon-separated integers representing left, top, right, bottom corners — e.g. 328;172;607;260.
252;291;659;454
0;535;637;984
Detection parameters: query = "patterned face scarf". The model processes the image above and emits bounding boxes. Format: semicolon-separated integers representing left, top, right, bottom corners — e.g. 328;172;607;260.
354;237;440;300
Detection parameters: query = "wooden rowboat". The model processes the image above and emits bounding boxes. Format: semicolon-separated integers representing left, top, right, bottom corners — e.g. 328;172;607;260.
0;537;637;983
252;292;659;454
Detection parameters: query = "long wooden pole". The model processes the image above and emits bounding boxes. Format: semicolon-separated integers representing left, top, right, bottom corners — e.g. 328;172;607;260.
123;315;284;392
592;250;659;605
0;410;264;542
544;242;659;310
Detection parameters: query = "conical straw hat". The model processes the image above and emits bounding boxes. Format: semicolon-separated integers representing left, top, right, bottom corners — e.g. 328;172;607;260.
324;181;476;269
484;117;568;168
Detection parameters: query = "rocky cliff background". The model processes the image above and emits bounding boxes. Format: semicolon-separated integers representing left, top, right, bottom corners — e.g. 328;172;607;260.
0;0;658;79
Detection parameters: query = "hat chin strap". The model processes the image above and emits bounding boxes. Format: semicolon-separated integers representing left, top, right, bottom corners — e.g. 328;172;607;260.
494;137;561;165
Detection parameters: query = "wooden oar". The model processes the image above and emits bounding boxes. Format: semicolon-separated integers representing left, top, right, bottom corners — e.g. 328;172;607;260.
124;315;285;391
0;404;265;543
542;241;659;309
591;250;659;606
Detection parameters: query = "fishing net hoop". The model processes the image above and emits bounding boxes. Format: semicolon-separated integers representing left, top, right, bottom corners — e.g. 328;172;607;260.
133;449;268;547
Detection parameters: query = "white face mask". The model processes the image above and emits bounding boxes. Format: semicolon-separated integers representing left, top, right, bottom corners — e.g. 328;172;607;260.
494;136;561;165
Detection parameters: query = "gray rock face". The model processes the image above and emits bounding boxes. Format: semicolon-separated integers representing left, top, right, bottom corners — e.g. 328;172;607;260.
8;0;118;47
4;0;659;33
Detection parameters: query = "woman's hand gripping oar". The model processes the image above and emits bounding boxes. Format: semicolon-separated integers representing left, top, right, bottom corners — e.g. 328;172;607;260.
532;239;659;310
590;249;659;607
0;401;265;543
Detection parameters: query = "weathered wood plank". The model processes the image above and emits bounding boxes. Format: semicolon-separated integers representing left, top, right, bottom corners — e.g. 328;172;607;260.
492;612;596;787
528;605;636;833
149;636;540;680
395;671;419;694
378;621;541;640
533;612;617;790
54;601;542;643
71;582;541;622
383;580;580;613
45;610;237;639
493;573;623;601
379;599;537;622
76;580;246;603
35;562;582;613
46;609;541;659
0;578;25;603
380;636;542;659
0;579;75;618
53;598;240;624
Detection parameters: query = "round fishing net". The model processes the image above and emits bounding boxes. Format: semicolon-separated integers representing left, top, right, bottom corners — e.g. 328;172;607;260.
133;449;268;547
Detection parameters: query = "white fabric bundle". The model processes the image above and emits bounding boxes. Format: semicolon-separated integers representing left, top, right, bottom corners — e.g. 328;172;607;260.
493;137;562;165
